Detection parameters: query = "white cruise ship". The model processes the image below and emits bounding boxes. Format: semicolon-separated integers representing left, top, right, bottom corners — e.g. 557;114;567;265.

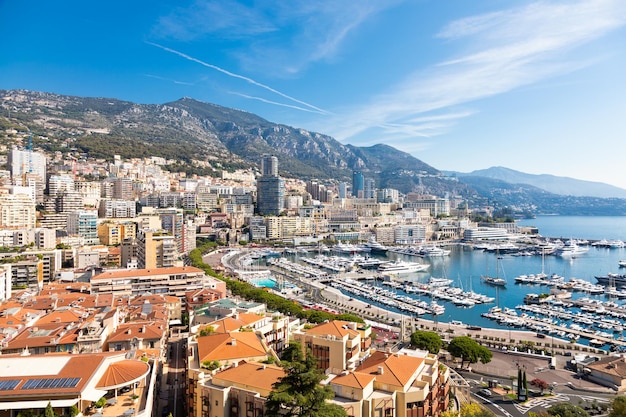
378;261;430;275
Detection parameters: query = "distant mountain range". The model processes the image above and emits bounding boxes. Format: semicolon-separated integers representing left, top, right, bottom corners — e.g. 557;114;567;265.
1;89;625;215
446;167;626;199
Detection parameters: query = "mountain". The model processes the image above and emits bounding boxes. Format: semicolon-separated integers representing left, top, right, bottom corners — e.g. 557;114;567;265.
2;89;626;215
0;89;472;195
447;166;626;199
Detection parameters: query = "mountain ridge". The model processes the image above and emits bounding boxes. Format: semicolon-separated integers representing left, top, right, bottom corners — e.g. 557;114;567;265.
2;89;626;215
446;166;626;199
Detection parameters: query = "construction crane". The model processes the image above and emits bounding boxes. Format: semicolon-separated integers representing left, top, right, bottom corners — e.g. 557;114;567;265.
27;128;33;174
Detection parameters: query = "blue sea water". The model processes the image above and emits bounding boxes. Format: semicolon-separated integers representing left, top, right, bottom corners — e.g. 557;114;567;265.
297;216;626;340
518;215;626;241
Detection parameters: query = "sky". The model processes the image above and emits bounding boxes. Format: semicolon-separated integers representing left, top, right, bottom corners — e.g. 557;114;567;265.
1;0;626;188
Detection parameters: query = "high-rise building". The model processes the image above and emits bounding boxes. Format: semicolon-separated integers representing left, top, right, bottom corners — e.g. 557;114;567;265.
261;154;278;177
112;177;133;200
98;199;137;218
0;193;36;229
67;211;99;244
338;182;348;199
8;147;47;183
136;229;177;269
158;208;186;254
364;178;376;199
47;175;74;196
256;156;284;216
352;171;364;197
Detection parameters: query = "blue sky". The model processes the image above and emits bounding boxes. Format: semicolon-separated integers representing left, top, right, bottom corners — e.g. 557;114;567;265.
2;0;626;188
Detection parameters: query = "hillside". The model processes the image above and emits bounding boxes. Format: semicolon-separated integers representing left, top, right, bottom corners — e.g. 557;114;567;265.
2;89;626;215
448;166;626;199
0;89;471;195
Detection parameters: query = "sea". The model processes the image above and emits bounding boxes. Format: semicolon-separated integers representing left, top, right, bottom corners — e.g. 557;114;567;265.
277;216;626;347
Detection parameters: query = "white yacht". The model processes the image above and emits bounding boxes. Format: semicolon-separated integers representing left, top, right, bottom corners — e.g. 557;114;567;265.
553;240;589;258
420;246;451;257
378;260;430;275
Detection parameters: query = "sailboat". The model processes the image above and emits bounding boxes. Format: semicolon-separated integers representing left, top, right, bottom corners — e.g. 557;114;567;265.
481;251;507;287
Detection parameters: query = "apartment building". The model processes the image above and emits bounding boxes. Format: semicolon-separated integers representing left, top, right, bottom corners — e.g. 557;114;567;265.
90;266;212;300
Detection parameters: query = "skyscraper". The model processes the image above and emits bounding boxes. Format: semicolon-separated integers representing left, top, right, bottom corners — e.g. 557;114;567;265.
364;178;376;199
256;155;284;215
352;171;364;197
261;154;278;177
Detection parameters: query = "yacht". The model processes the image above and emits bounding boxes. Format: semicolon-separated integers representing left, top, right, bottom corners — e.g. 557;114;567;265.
419;246;451;257
619;260;626;268
553;240;589;258
596;273;626;287
363;237;388;254
378;261;430;275
481;275;507;286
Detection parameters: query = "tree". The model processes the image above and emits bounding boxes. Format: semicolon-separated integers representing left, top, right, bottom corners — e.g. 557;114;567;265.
447;336;492;369
547;402;589;417
609;396;626;417
265;341;347;417
459;403;494;417
198;326;215;337
530;378;549;393
410;330;443;354
44;402;56;417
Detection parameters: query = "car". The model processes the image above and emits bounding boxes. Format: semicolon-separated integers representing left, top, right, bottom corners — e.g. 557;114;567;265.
478;389;492;397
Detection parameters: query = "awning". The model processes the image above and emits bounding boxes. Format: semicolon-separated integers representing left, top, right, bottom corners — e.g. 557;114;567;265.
0;398;78;410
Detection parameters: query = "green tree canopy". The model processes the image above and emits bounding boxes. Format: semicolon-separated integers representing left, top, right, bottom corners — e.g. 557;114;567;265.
44;402;56;417
447;336;492;368
547;402;589;417
410;330;443;354
265;341;347;417
458;403;494;417
609;396;626;417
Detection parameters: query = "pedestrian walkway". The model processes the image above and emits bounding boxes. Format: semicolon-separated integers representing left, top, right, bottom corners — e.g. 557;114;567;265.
514;394;569;414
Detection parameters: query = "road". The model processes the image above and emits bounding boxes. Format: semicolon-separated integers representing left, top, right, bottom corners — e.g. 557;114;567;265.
157;338;186;417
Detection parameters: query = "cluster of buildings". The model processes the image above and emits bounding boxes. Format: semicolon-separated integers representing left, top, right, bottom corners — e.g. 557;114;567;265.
0;262;451;417
0;139;525;301
0;131;533;416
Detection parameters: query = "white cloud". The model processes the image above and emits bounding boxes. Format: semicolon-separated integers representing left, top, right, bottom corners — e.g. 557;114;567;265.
154;0;399;75
333;0;626;144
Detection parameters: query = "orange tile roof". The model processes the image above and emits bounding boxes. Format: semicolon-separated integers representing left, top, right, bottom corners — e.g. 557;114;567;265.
96;359;151;389
214;361;284;393
331;371;376;389
197;332;267;362
35;309;91;325
0;352;124;398
356;351;423;387
107;322;166;343
305;320;359;339
4;322;80;350
205;313;265;333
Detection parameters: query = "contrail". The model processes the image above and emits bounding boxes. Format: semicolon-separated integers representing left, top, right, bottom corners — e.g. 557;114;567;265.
147;42;331;115
231;92;325;114
144;74;194;86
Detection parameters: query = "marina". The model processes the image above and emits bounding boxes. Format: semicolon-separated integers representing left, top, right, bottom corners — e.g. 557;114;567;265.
230;216;626;351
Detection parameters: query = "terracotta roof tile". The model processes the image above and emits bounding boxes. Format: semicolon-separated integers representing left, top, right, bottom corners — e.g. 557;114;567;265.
96;359;151;388
197;332;267;362
356;351;423;387
331;371;376;389
214;361;284;393
305;320;359;339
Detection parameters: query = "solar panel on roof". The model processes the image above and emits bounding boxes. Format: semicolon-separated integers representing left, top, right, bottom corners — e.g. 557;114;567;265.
0;380;21;390
21;377;81;390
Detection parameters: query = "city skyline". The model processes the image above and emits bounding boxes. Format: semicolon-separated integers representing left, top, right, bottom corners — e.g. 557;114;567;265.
2;1;626;188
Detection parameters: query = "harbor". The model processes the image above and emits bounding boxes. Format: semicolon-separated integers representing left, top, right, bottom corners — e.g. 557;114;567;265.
233;233;626;353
